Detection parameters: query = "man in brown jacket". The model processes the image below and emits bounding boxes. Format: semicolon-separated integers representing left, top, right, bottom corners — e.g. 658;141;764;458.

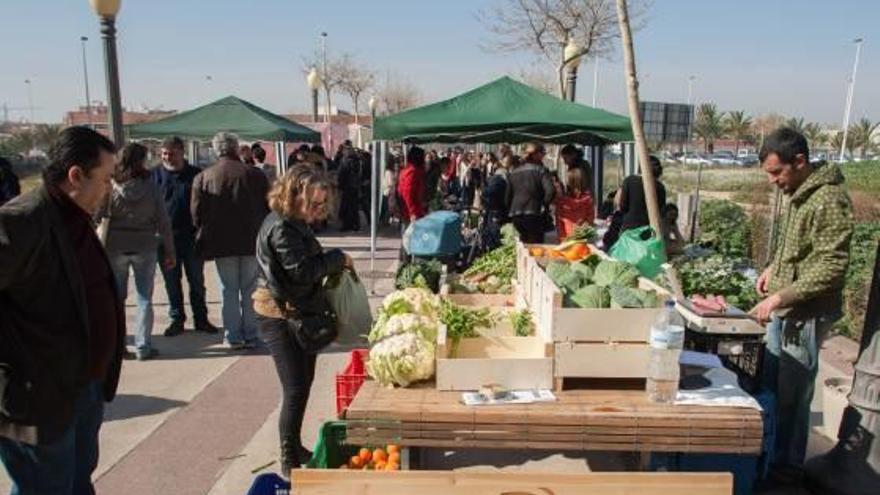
192;132;270;349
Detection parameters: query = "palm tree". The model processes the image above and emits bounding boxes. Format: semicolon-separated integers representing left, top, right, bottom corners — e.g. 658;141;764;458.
803;122;827;152
693;103;726;154
849;118;879;158
724;111;752;156
784;117;807;134
32;124;64;152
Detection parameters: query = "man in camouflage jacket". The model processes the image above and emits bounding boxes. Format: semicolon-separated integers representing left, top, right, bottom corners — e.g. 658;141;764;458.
751;128;853;479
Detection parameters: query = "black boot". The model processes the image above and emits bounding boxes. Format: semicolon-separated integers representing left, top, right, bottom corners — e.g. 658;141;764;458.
280;439;299;478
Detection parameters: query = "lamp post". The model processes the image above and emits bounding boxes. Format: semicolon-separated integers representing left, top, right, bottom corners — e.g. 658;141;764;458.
592;58;599;107
564;39;582;102
80;36;93;128
89;0;125;147
307;67;321;123
320;31;329;123
839;37;864;162
24;79;34;124
368;95;377;121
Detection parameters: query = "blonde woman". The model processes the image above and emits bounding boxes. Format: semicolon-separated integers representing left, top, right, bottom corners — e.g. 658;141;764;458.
253;165;353;475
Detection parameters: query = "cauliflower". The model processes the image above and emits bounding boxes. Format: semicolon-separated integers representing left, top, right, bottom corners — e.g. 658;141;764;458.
381;288;440;318
367;332;436;387
368;313;438;345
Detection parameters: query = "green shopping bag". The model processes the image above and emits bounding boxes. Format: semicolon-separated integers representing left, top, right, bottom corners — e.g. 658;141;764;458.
306;421;357;469
609;226;667;278
325;269;372;345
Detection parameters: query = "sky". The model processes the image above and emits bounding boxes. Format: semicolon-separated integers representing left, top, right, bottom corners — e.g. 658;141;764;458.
1;0;877;126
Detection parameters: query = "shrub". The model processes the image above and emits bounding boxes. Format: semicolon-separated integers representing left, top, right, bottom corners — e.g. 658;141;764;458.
699;199;751;258
836;222;880;341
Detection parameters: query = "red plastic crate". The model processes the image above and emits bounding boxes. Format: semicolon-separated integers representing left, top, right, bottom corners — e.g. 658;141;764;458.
335;349;369;417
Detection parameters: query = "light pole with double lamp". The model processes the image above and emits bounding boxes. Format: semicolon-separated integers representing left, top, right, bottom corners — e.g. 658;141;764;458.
88;0;125;147
307;67;321;123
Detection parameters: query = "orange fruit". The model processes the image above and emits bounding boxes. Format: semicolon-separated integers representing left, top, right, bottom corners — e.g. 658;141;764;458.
386;444;400;455
374;460;387;471
372;448;387;463
358;448;372;463
388;452;400;464
350;455;363;468
529;247;545;257
385;461;399;471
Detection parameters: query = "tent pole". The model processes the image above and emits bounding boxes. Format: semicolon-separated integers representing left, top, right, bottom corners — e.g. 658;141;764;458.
188;141;199;168
275;141;286;175
591;145;604;219
369;140;380;295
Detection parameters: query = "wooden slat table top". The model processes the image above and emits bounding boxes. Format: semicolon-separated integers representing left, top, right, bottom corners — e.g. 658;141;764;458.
346;380;763;454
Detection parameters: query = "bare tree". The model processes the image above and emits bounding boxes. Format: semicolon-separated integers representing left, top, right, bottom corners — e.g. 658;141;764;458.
517;68;557;94
376;75;421;115
479;0;647;98
302;51;349;120
338;60;376;125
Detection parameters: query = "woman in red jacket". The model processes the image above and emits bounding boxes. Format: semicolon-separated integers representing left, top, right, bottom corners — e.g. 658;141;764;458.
555;167;595;240
396;146;427;223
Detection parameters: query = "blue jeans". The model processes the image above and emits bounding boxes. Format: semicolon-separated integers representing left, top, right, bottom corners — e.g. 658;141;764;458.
110;250;157;352
761;313;834;468
214;256;259;344
0;381;104;495
158;237;208;325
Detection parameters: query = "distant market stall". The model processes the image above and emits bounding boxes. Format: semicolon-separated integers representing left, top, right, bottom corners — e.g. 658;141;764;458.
365;76;634;280
128;95;321;171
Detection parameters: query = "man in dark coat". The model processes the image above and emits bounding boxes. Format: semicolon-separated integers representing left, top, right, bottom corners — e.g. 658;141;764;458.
336;145;362;231
0;126;126;494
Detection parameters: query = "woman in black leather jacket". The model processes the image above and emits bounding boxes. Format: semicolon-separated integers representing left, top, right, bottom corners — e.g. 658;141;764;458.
253;165;353;474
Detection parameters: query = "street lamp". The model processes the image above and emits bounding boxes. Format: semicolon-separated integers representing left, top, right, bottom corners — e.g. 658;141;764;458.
564;39;582;102
24;79;34;124
320;31;329;123
80;36;93;129
307;67;321;123
839;37;864;162
368;95;378;121
89;0;125;147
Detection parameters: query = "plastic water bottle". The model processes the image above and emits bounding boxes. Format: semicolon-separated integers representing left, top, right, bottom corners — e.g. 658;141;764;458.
646;301;685;404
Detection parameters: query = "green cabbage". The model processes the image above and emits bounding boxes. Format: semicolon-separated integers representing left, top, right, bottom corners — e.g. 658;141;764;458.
609;286;645;308
593;260;640;288
566;285;610;308
546;260;571;286
608;286;663;309
570;261;594;282
366;332;436;387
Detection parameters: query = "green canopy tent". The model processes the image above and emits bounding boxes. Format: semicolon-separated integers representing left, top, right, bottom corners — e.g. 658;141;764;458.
366;76;634;287
128;96;321;171
373;76;633;145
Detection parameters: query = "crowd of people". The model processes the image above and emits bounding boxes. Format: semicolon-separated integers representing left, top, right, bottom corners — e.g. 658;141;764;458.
385;142;683;257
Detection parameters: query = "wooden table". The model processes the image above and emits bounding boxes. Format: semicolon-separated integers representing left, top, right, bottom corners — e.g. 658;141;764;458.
346;381;763;455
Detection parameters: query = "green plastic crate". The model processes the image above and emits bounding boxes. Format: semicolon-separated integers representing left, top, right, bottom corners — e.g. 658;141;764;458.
306;421;358;469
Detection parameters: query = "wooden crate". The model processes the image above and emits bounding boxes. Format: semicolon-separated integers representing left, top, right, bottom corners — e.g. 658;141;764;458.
555;341;650;379
530;254;671;344
294;469;734;495
435;308;553;391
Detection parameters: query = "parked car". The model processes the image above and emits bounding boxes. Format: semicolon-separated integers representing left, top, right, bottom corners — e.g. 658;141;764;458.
682;153;713;165
710;152;743;166
740;154;759;166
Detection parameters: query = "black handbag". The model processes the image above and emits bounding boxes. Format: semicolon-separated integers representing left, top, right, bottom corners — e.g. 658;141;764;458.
284;309;338;353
